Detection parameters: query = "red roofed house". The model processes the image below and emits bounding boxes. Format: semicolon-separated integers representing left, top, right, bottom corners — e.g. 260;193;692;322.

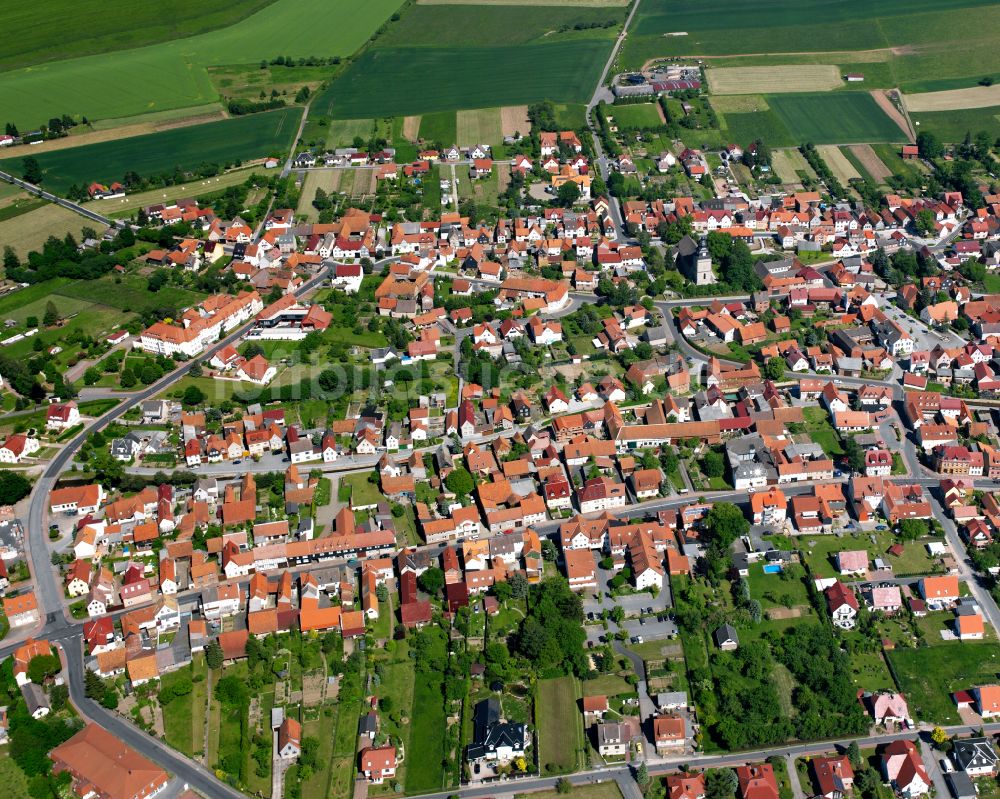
360;746;398;784
737;764;780;799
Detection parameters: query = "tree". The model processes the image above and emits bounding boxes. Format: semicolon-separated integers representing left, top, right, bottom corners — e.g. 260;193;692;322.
637;762;650;787
931;726;949;747
84;669;105;700
507;571;529;599
83;366;101;386
762;357;785;380
27;653;61;684
418;567;445;596
704;502;749;549
914;209;937;237
0;470;32;504
445;467;474;497
182;385;206;407
847;740;862;769
557;180;581;207
705;768;738;799
22;157;42;184
205;640;224;670
701;450;725;478
556;778;573;794
917;131;943;160
898;519;929;541
43;301;59;327
120;367;137;388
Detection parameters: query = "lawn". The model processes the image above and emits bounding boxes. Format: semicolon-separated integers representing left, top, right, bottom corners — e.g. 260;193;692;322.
889;642;1000;724
719;108;795;149
799;531;938;580
607;103;663;128
0;108;301;193
405;672;448;793
745;562;811;609
341;473;386;509
768;93;906;144
0;0;405;128
802;405;844;458
582;673;634;697
160;667;197;755
848;648;897;693
536;676;581;775
318;40;612;119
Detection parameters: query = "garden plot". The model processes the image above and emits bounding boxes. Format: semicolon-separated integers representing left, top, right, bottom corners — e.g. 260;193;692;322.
818;145;862;183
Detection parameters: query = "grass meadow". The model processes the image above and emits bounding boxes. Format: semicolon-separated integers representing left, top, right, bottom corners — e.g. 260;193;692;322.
0;0;404;128
910;105;1000;142
607;103;663;128
320;41;610;118
536;676;582;774
0;108;300;192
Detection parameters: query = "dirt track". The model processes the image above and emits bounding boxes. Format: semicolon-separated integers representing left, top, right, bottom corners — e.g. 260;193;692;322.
870;89;914;140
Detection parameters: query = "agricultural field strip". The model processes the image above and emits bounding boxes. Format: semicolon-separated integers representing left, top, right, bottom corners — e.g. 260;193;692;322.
903;83;1000;111
706;65;842;94
847;144;893;182
0;108;300;193
816;145;862;183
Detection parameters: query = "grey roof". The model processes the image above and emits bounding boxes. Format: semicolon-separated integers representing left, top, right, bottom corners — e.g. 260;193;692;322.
714;623;739;647
20;682;48;715
656;691;688;708
945;771;976;799
953;737;998;771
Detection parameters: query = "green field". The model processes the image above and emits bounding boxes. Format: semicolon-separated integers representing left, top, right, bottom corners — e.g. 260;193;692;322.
621;0;997;66
0;109;300;192
910;105;1000;143
536;676;581;774
608;103;663;128
319;40;611;118
889;643;1000;724
377;4;623;47
419;111;459;145
769;93;906;144
0;0;405;127
720;108;795;148
1;0;277;71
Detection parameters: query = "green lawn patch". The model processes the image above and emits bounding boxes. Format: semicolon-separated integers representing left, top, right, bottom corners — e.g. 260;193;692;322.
848;648;896;693
341;473;385;509
405;672;447;793
160;668;196;755
745;562;810;609
888;642;1000;724
582;673;634;697
608;103;663;128
536;676;581;775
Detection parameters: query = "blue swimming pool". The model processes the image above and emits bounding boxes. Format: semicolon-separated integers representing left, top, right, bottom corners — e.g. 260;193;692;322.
763;564;783;574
